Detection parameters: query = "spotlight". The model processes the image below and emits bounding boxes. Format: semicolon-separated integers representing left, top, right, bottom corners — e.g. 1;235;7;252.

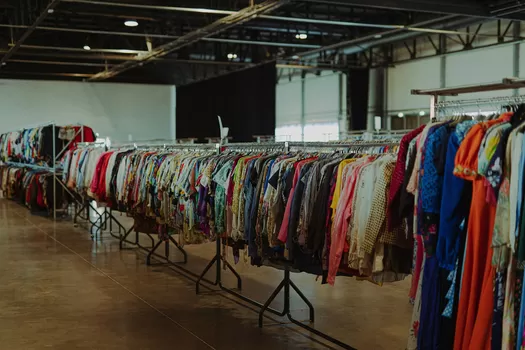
295;33;308;40
124;20;139;27
227;53;238;59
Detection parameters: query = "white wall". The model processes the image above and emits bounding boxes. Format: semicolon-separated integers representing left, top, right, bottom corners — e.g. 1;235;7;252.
0;79;176;142
386;44;518;117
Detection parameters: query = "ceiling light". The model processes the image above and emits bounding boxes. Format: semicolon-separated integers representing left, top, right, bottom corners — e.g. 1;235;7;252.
397;112;404;118
295;33;308;40
374;34;382;39
419;110;425;116
47;9;54;14
227;53;237;59
124;20;139;27
83;45;91;51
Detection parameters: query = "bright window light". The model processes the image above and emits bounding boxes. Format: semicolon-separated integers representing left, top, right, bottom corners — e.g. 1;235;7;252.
275;124;302;142
304;122;339;142
295;33;308;40
124;20;139;27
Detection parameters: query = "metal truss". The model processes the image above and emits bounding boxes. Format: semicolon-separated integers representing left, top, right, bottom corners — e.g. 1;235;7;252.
87;0;290;81
351;19;522;68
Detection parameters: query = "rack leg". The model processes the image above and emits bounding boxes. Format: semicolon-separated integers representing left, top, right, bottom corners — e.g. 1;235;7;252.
168;235;188;264
196;255;219;294
146;240;163;266
259;279;286;328
145;233;155;249
109;208;113;233
221;257;242;291
119;226;137;250
290;278;315;322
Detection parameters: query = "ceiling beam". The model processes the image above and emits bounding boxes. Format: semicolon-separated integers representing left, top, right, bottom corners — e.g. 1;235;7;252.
60;0;404;29
0;24;321;48
88;0;289;81
0;0;61;66
298;0;493;18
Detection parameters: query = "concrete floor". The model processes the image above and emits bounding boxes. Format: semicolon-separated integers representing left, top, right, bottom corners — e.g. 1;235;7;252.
0;199;413;350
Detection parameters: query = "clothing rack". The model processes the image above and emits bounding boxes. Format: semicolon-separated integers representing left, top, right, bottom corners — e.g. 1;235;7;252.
195;140;402;350
1;122;88;219
107;142;219;285
411;77;525;120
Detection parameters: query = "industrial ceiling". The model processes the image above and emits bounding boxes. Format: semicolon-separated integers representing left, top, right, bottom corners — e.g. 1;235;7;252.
0;0;522;85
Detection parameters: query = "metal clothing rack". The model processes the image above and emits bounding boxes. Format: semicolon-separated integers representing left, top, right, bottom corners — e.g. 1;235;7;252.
1;122;88;220
111;142;219;282
195;140;401;350
411;77;525;120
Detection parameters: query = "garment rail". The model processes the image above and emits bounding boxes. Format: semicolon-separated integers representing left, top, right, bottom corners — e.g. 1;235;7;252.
63;141;115;239
113;142;219;285
1;122;90;220
195;140;401;350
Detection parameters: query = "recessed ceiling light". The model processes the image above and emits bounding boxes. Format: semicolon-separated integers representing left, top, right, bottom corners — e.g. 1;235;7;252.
397;112;404;118
295;33;308;40
227;53;238;59
124;20;139;27
47;9;55;14
419;110;425;116
374;34;382;39
83;45;91;51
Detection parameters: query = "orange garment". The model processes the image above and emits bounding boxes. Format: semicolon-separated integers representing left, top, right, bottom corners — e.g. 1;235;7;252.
453;114;511;350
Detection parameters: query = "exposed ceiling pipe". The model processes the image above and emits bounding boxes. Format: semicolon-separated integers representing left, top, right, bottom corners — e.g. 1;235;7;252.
0;24;320;48
0;71;94;78
295;15;483;60
2;47;252;66
10;43;146;54
88;0;289;81
1;0;61;67
8;59;109;67
60;0;410;30
52;0;502;37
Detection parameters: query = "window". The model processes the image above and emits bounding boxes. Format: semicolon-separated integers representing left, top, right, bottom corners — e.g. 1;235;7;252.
275;122;339;142
275;124;302;142
303;122;339;142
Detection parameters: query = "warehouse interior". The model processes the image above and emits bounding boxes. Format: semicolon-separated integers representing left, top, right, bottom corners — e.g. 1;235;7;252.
0;0;524;349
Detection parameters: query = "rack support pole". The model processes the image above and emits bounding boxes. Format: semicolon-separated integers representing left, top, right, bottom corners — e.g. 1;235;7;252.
52;123;56;220
259;268;355;350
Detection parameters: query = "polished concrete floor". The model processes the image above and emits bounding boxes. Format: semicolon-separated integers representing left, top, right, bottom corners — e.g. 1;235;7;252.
0;199;413;349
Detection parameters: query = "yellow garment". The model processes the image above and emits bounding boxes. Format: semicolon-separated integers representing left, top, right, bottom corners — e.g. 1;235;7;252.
330;159;356;221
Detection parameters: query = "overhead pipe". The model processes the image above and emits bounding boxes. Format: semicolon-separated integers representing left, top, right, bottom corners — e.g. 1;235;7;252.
0;24;321;48
1;0;61;66
88;0;289;81
295;15;485;60
60;0;411;30
3;46;252;66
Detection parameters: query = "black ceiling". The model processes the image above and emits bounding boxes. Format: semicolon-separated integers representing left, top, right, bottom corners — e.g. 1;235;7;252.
0;0;520;85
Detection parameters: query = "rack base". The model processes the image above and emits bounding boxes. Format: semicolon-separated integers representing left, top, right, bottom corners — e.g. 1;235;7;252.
196;239;356;350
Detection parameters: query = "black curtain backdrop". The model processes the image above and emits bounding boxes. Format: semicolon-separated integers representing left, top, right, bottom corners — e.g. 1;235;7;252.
348;68;370;131
176;63;276;142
